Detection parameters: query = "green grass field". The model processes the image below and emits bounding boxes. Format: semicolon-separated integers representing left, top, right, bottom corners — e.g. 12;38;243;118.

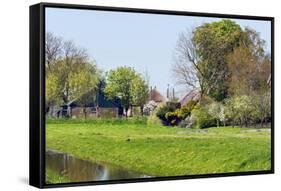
46;118;271;182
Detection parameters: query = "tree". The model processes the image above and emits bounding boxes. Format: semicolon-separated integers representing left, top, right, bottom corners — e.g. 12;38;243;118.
192;19;243;101
252;92;271;127
227;46;271;96
226;27;271;97
173;29;204;97
46;71;60;106
45;32;63;72
45;32;89;104
104;66;137;117
173;20;244;101
225;95;255;127
68;62;99;118
45;33;99;116
131;75;149;115
207;102;225;127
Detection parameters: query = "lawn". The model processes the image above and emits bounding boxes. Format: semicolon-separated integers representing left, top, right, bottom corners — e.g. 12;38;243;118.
46;118;271;181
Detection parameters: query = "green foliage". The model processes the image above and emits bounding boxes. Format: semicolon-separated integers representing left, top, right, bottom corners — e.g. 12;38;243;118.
191;104;216;128
251;92;271;126
104;66;149;116
156;102;180;125
162;100;198;126
105;66;136;112
46;72;60;105
147;111;163;127
45;58;100;108
178;100;198;119
193;19;243;60
224;95;256;127
207;101;226;127
165;111;181;126
131;75;149;115
193;19;243;101
68;62;98;101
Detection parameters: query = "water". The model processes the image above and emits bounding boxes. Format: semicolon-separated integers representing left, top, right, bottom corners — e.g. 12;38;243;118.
46;149;150;182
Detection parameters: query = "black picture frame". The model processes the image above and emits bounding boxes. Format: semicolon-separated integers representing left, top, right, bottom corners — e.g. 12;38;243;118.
29;2;275;189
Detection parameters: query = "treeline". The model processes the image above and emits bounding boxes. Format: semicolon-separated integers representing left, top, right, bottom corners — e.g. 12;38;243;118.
165;19;271;128
45;32;149;118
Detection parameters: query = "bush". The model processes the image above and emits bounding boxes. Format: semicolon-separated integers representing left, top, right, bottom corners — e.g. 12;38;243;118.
165;111;181;126
147;111;163;127
190;104;216;128
178;116;196;128
224;95;255;127
178;100;198;119
156;102;180;125
143;100;158;116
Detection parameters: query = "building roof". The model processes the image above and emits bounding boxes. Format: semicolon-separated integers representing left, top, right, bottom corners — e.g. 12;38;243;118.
149;87;166;103
179;89;200;106
66;91;122;108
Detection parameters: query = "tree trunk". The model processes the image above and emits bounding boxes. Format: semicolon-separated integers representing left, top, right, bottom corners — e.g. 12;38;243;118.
261;117;264;128
130;105;133;117
140;105;144;116
125;107;128;118
83;106;87;119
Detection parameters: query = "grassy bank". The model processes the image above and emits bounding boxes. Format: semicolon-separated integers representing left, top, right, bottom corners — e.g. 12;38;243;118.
46;168;69;184
46;119;271;177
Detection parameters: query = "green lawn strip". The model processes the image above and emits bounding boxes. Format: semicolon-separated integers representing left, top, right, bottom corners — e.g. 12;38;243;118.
46;121;271;176
46;168;70;184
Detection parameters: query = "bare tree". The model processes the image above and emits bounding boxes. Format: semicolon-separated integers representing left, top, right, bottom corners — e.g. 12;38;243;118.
172;29;223;98
45;32;63;72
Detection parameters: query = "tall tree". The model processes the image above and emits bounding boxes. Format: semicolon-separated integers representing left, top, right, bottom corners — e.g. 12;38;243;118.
192;19;243;101
104;66;137;117
45;32;98;111
104;66;149;117
173;20;244;101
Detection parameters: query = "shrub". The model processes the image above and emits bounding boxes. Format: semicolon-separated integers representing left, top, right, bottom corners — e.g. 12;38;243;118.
191;104;216;128
156;102;180;125
178;100;198;119
224;95;255;127
207;101;226;127
147;110;162;127
143;100;158;116
165;111;181;126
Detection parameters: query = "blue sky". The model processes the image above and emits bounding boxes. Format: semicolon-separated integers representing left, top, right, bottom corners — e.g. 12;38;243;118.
46;8;271;98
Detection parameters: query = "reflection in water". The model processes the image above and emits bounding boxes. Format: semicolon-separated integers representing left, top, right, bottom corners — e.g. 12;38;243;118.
46;150;150;182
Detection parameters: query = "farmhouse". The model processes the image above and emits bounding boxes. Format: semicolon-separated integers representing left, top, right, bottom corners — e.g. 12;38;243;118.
46;90;123;119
